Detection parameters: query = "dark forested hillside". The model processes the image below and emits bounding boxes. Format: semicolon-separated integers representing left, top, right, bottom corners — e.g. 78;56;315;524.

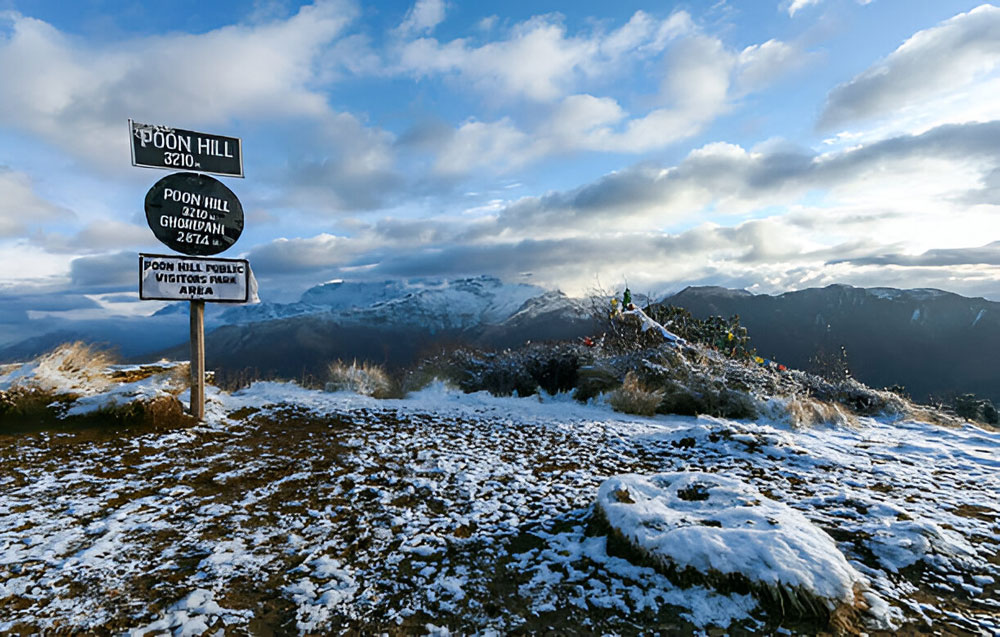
662;284;1000;403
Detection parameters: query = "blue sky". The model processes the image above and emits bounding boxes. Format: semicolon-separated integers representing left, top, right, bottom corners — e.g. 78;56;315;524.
1;0;999;328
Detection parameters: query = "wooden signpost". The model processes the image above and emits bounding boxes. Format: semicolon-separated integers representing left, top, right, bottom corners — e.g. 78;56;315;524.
131;120;250;420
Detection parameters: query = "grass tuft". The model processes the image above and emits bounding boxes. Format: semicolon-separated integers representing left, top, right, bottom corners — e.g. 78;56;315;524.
608;371;664;417
326;360;395;398
22;341;118;395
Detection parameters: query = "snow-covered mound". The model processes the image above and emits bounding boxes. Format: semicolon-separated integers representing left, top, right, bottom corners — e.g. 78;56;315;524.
596;472;878;623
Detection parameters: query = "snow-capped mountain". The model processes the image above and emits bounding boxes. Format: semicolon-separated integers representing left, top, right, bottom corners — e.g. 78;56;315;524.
218;276;547;332
150;279;598;378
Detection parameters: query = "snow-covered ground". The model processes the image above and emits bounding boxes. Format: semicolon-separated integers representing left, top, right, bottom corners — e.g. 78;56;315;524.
1;365;999;634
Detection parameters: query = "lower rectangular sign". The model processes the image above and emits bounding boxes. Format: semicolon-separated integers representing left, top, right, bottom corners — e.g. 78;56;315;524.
139;253;253;303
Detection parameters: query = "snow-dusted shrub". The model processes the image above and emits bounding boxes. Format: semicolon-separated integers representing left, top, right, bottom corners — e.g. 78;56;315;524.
763;395;855;428
608;371;664;416
0;386;69;431
1;385;191;433
572;364;619;402
326;360;394;398
595;472;887;633
4;341;117;395
415;343;586;398
833;378;908;417
952;393;999;424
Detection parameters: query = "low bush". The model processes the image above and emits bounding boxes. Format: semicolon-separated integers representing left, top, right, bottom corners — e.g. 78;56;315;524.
0;387;71;431
0;388;192;434
326;360;395;398
415;343;587;398
608;371;664;417
408;328;920;424
952;393;999;425
573;364;620;402
595;295;754;361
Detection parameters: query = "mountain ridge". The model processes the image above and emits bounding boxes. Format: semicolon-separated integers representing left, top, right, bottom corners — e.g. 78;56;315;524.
3;278;998;405
659;283;1000;403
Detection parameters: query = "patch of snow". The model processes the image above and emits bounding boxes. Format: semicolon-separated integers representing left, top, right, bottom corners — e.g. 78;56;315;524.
63;375;176;416
621;308;684;344
867;519;978;573
130;588;252;636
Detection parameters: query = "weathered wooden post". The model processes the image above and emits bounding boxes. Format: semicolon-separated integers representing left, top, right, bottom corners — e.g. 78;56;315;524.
190;299;206;419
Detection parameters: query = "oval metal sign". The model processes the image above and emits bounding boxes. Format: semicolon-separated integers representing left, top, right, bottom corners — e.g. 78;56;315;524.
144;172;244;256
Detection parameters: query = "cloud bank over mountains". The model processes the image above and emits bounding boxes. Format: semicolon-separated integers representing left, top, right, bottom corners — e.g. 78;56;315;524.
0;0;998;326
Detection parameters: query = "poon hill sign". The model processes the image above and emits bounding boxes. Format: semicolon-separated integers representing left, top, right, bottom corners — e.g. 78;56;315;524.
129;120;244;178
144;172;244;256
139;253;253;303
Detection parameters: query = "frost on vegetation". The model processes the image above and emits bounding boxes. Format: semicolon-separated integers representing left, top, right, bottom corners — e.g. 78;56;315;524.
759;395;856;428
595;472;892;631
608;371;664;417
0;342;116;395
325;359;394;398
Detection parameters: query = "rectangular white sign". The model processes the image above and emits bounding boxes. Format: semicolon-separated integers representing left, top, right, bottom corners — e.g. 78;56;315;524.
139;253;256;303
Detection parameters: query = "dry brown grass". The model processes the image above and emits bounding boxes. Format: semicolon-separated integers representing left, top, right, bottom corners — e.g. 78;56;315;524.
781;396;856;428
608;371;664;417
22;341;118;395
48;341;117;373
326;360;395;398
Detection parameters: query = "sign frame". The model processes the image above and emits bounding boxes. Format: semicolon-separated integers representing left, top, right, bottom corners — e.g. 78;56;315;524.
129;119;244;178
139;253;251;304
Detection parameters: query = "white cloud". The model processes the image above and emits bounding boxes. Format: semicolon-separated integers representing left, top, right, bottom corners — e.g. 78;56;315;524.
736;39;806;93
0;2;363;165
503;120;1000;235
69;251;136;287
31;220;153;254
434;118;531;174
247;233;366;274
403;17;807;173
204;116;1000;300
820;4;1000;130
400;19;594;102
784;0;822;17
0;167;74;237
396;0;446;37
395;11;694;102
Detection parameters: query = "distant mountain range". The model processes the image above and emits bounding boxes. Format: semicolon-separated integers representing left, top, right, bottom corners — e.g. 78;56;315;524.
153;276;597;378
2;277;997;404
661;285;1000;404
